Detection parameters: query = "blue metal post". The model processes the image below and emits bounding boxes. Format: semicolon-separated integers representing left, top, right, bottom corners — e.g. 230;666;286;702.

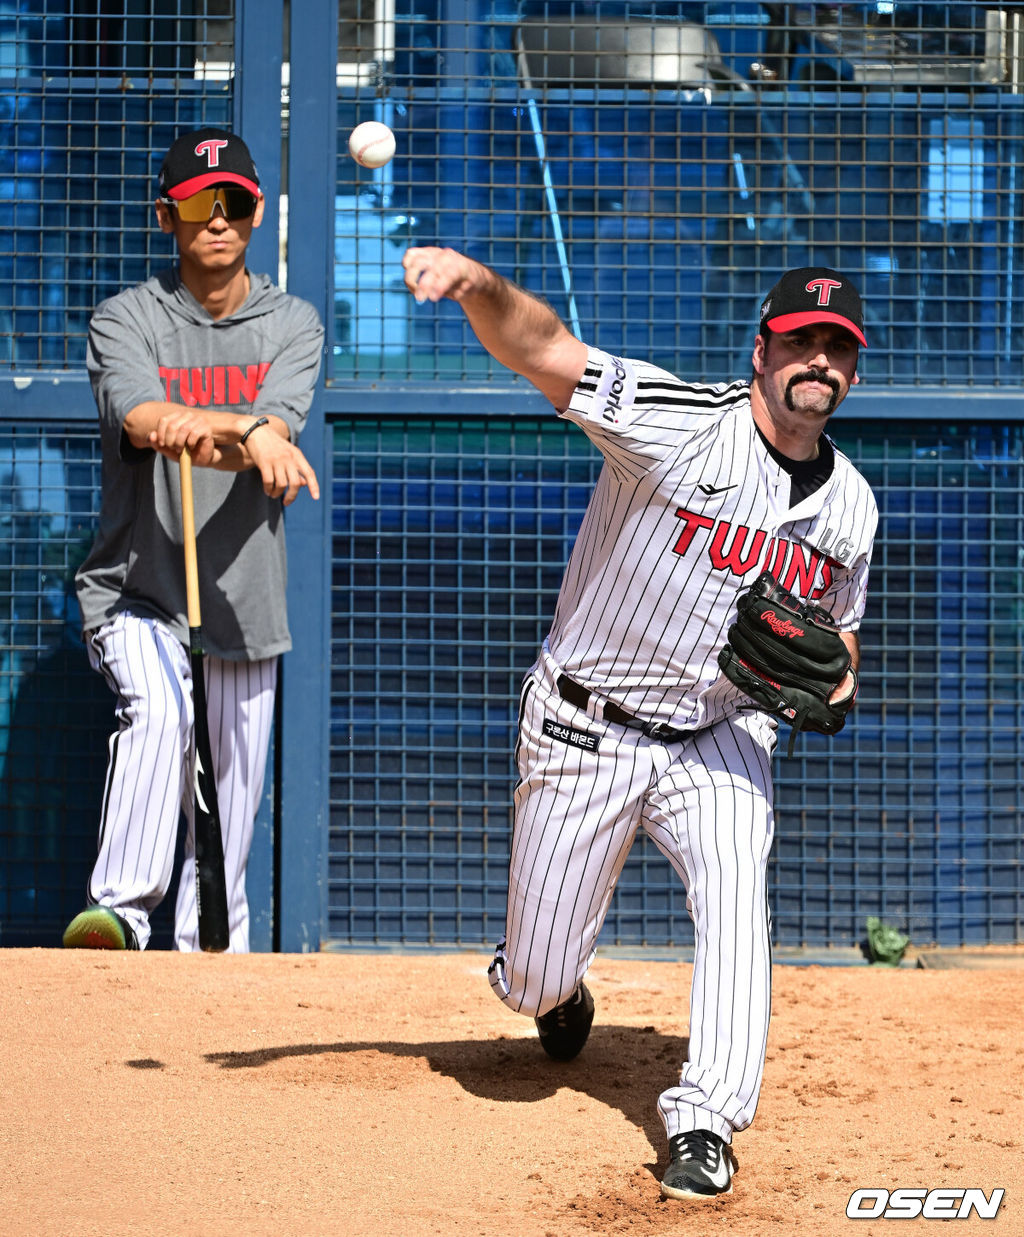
275;0;338;950
235;0;285;284
233;0;286;951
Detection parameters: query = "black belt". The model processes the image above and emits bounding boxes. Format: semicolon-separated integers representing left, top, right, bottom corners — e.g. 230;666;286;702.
556;674;694;744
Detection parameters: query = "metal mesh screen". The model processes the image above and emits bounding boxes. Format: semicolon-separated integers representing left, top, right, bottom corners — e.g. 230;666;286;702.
332;1;1024;387
0;425;108;941
327;416;1024;949
774;422;1024;947
1;0;236;943
4;417;1022;948
1;0;234;368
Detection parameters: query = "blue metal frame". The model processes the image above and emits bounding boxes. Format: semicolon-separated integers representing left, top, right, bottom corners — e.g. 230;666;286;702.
324;412;1024;950
316;386;1024;422
234;0;286;951
236;0;285;288
277;0;339;951
8;381;1024;425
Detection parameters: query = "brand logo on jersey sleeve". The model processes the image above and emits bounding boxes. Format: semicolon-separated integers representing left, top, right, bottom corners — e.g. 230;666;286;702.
597;356;635;424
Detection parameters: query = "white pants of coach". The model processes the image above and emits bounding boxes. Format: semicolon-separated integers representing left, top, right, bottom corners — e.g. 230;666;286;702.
85;611;276;952
489;649;777;1145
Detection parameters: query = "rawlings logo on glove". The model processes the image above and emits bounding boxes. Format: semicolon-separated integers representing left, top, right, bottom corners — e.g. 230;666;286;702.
718;571;858;756
760;610;805;640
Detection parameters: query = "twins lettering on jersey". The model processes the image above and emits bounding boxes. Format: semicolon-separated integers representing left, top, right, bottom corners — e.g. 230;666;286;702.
159;363;272;407
672;506;850;599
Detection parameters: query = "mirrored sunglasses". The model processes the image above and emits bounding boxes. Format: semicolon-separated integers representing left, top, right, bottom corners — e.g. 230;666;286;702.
162;186;258;222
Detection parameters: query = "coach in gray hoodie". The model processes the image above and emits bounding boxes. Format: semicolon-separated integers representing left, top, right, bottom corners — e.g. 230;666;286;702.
64;128;323;953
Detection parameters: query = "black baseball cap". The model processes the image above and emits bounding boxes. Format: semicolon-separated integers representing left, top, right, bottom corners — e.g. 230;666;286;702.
759;267;867;347
158;127;260;200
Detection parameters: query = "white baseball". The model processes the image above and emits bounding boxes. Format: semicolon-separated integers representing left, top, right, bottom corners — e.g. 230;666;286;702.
348;121;396;169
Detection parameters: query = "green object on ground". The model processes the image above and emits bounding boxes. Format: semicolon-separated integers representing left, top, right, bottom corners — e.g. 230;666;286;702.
865;916;910;966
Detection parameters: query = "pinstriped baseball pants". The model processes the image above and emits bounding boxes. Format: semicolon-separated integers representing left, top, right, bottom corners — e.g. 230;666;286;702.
85;611;276;952
488;652;777;1144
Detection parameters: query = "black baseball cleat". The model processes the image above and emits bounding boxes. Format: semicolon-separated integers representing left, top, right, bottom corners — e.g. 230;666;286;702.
534;983;595;1061
63;907;140;950
660;1130;734;1199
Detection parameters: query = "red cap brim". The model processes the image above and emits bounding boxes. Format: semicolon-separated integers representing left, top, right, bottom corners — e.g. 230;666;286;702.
167;172;260;199
766;310;867;348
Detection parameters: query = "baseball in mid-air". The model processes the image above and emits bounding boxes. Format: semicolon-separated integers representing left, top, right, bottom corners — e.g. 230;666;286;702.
348;121;396;169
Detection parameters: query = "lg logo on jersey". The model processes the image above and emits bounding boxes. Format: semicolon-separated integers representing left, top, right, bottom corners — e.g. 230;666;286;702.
813;525;855;563
846;1188;1004;1220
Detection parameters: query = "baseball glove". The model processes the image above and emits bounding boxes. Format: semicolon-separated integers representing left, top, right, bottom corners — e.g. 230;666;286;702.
718;571;857;756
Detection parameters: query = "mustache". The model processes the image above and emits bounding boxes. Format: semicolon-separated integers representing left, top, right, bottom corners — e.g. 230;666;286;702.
787;368;839;397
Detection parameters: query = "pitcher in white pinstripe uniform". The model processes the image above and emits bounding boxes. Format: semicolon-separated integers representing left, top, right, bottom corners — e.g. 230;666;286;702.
62;129;323;954
403;248;877;1199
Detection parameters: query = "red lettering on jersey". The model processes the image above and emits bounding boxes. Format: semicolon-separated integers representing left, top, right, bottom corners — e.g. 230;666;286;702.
709;523;768;575
189;367;214;407
156;363;272;406
811;559;833;601
758;539;834;599
228;364;262;404
177;369;198;407
762;536;789;580
158;366;177;399
672;508;715;555
674;509;843;598
781;547;821;597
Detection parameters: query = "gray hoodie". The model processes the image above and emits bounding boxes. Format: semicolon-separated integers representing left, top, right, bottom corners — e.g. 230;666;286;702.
75;267;324;660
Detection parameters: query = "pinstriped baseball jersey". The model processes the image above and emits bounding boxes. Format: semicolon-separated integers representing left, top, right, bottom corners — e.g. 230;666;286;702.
471;259;877;1169
548;347;877;731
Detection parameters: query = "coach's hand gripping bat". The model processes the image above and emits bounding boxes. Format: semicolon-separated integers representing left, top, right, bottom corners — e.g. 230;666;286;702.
179;448;230;952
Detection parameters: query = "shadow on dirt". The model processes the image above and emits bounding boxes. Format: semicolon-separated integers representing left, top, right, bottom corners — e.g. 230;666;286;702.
203;1024;689;1153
